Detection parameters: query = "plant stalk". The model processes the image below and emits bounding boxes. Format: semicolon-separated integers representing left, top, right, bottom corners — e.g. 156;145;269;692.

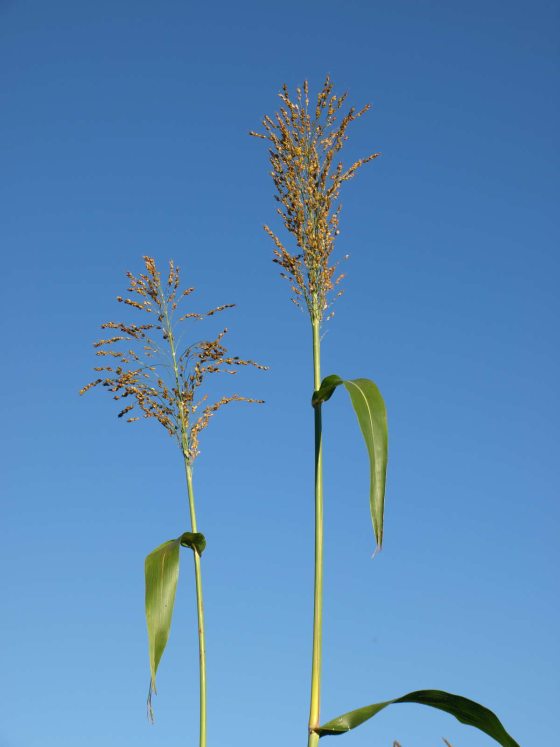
185;462;207;747
161;286;207;747
308;319;324;747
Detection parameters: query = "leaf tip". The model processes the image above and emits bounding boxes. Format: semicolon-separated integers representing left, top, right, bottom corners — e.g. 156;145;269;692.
146;680;156;723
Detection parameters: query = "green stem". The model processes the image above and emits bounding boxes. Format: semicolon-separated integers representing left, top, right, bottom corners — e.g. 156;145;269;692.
185;462;207;747
160;285;207;747
308;319;323;747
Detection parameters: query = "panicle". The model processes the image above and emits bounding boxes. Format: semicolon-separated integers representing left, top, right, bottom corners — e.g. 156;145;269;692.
81;256;267;462
251;76;379;323
187;393;265;463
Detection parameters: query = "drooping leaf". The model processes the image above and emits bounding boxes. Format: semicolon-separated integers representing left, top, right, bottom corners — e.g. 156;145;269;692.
316;689;519;747
145;538;181;721
180;531;207;555
144;531;207;720
313;374;388;551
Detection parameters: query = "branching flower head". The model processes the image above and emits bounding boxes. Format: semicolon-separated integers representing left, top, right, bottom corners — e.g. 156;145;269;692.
81;256;267;463
251;76;379;324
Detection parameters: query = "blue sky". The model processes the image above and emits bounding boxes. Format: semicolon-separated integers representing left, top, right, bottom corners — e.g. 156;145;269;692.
1;1;558;745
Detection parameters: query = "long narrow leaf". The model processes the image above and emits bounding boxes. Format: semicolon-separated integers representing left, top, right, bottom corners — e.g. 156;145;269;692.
316;689;519;747
313;374;388;551
145;538;181;721
144;531;206;720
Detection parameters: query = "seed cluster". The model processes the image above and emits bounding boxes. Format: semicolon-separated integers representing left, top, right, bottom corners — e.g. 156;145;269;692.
80;256;266;463
251;76;379;324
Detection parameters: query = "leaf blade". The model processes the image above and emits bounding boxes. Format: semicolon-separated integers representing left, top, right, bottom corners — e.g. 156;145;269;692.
316;689;520;747
342;378;388;551
313;374;388;552
145;537;181;720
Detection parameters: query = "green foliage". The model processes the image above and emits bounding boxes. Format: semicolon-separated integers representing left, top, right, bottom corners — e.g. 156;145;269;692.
254;77;520;747
316;690;520;747
145;538;181;720
180;531;207;555
313;375;388;552
144;532;206;721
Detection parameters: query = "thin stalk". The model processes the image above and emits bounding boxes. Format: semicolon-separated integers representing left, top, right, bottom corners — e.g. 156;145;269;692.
185;462;207;747
161;291;207;747
308;319;323;747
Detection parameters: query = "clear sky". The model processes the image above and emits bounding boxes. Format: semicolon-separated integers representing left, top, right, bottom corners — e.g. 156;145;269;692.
1;1;558;745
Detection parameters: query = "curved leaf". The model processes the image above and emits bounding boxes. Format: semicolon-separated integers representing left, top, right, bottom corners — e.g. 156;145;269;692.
180;531;206;555
313;374;388;551
312;374;345;406
144;531;207;720
145;537;181;721
316;689;519;747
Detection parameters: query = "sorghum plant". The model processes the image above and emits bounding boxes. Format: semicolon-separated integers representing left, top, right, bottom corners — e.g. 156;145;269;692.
252;77;519;747
81;256;265;746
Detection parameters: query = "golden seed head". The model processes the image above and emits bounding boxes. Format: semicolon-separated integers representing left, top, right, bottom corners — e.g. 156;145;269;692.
81;256;267;462
253;76;379;323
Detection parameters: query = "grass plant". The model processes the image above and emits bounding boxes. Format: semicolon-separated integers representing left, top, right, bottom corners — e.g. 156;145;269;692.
81;256;265;746
252;77;520;747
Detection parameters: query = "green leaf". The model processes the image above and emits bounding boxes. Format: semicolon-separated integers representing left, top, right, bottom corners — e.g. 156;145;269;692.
144;531;207;720
312;374;345;406
179;531;206;555
145;537;181;721
316;689;520;747
313;374;388;551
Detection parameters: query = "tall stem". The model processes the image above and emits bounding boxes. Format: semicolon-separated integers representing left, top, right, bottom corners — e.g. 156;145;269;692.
185;462;207;747
307;319;323;747
160;288;207;747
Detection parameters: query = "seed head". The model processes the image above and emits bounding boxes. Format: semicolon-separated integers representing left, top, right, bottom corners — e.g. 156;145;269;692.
81;256;267;462
252;76;379;323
